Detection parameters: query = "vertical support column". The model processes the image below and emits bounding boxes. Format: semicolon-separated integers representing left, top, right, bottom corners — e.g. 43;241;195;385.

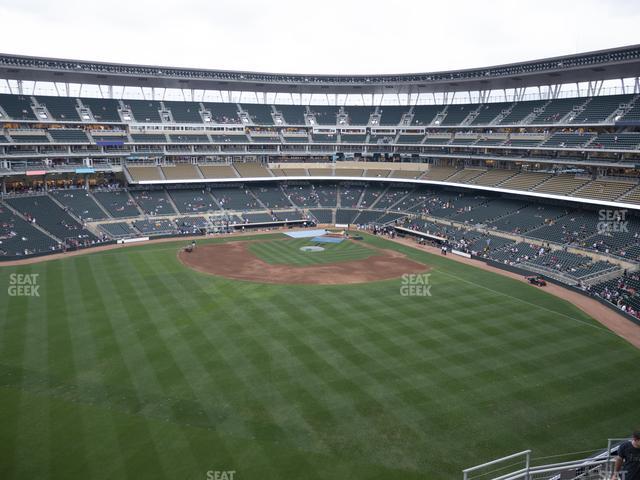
17;79;23;95
1;176;6;195
84;174;89;190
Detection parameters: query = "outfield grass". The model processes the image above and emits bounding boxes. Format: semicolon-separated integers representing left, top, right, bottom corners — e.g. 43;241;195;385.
0;233;638;480
247;237;375;266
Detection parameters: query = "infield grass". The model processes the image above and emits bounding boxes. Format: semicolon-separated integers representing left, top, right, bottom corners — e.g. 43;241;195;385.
0;232;638;480
247;237;375;266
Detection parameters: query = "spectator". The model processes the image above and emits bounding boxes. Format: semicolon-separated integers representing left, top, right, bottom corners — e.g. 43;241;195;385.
611;431;640;480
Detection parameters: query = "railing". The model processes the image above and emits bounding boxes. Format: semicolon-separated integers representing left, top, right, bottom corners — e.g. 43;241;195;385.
464;439;627;480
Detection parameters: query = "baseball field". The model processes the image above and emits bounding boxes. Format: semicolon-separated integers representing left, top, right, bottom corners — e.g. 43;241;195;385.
1;232;638;479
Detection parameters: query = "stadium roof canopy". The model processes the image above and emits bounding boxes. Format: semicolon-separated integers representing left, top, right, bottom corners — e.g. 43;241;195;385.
1;45;639;95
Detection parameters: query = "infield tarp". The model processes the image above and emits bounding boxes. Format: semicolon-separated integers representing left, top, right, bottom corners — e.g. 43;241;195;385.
312;236;344;244
285;229;326;238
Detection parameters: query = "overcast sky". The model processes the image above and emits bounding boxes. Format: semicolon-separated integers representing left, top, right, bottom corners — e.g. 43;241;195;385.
1;0;639;75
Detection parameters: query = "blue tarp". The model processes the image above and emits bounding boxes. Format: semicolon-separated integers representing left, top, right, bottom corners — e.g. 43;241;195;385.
285;229;327;238
312;236;344;244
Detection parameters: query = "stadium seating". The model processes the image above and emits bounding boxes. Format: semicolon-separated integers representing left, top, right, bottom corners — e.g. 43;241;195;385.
0;94;36;120
202;102;241;124
131;133;167;143
359;184;390;209
50;189;108;221
338;133;367;143
161;164;202;180
440;104;477;125
498;100;546;125
250;185;293;208
282;184;319;208
133;219;177;235
5;195;98;243
169;134;210;143
93;191;141;217
470;102;512;125
315;184;338;207
127;166;164;182
335;208;360;224
0;204;60;256
378;106;408;126
125;100;162;123
569;94;632;124
48;129;90;143
234;162;272;177
130;190;177;215
339;185;365;208
36;96;80;121
453;198;524;224
98;222;137;238
469;169;516;186
309;209;333;223
533;175;591;195
9;133;49;143
344;106;374;125
241;104;274;125
499;171;551;191
532;97;585;124
276;105;307;125
309;106;339;125
421;166;459;181
591;133;640;150
488;204;568;234
168;189;220;213
571;180;635;202
372;187;411;210
82;98;122;122
397;134;425;144
411;105;443;125
163;101;203;123
210;187;261;211
199;165;238;179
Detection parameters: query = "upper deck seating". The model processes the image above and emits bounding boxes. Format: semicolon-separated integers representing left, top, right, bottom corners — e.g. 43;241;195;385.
36;95;80;121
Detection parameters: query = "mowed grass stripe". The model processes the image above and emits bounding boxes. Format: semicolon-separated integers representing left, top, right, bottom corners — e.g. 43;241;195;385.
71;256;129;479
266;289;431;471
97;253;175;478
129;251;253;473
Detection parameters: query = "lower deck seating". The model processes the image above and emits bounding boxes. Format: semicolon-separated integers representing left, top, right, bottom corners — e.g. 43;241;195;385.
0;205;60;256
5;195;98;244
130;190;177;215
210;187;261;210
167;189;220;213
93;191;141;217
98;222;137;238
50;189;108;221
335;209;360;224
133;219;177;235
250;185;293;208
309;209;333;223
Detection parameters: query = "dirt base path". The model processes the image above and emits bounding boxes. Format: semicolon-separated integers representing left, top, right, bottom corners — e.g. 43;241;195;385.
387;235;640;349
178;240;429;285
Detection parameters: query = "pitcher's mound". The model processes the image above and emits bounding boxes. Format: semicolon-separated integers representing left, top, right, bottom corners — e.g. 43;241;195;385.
178;240;429;285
